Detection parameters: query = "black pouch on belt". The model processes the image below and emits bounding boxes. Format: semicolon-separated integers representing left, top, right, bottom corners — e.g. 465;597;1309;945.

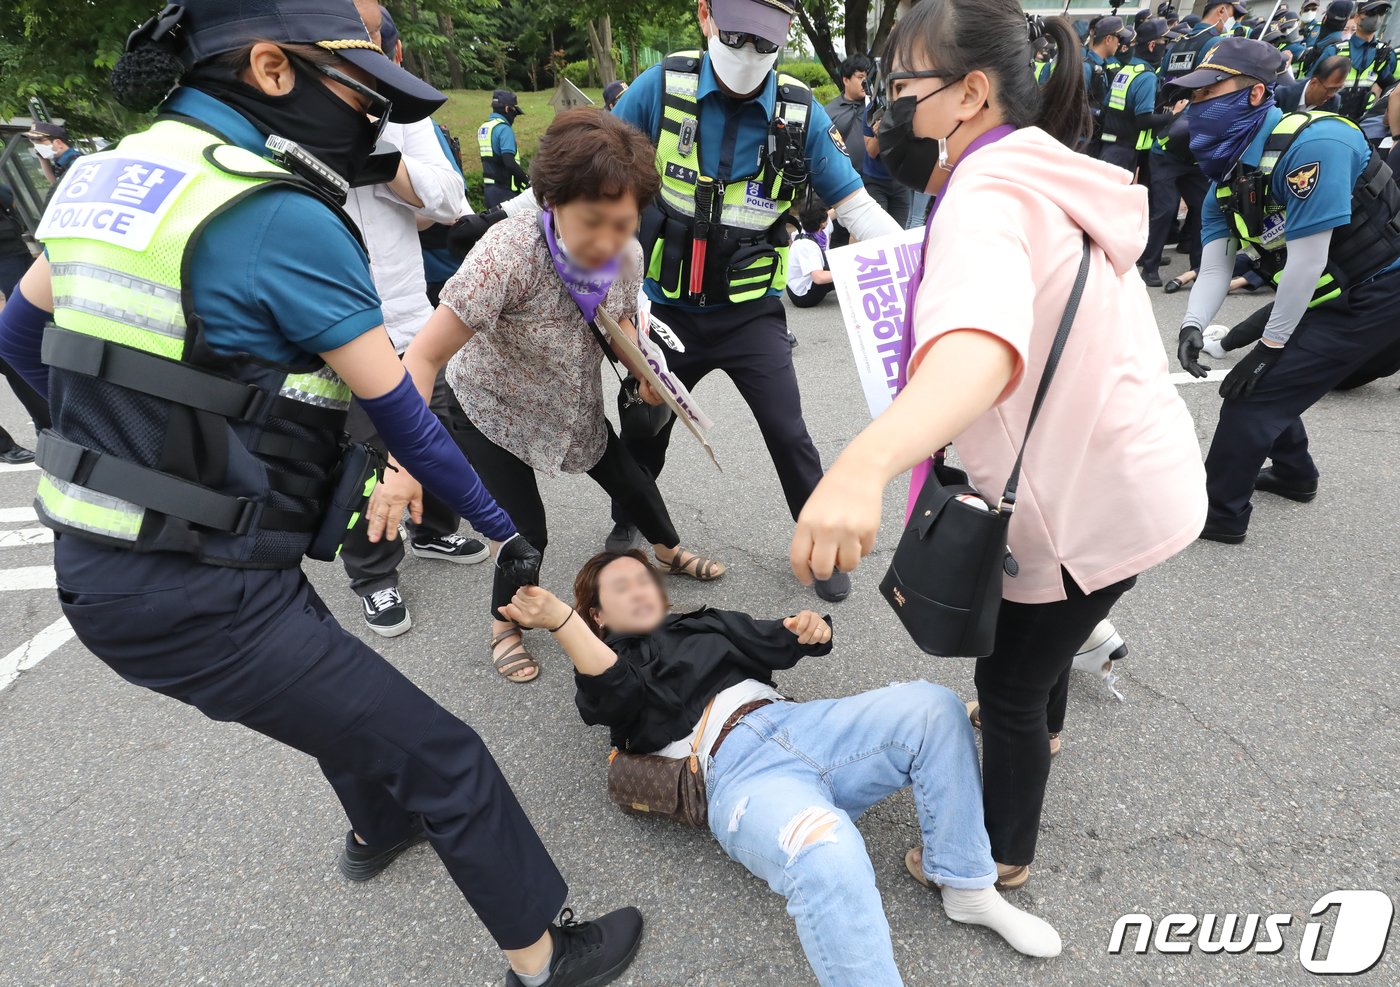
305;441;383;562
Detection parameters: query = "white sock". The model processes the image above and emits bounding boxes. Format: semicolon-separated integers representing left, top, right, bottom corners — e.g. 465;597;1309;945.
940;886;1062;958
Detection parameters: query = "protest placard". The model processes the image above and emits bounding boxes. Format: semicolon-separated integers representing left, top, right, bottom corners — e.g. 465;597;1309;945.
828;226;925;419
595;304;721;470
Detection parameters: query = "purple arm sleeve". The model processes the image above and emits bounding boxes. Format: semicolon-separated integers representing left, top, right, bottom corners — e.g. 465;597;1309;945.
357;371;517;542
0;285;51;399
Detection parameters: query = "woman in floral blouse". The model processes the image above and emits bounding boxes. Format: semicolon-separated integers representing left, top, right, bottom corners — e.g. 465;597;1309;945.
377;109;726;683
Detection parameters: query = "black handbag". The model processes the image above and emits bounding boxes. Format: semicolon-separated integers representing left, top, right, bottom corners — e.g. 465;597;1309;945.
880;233;1092;658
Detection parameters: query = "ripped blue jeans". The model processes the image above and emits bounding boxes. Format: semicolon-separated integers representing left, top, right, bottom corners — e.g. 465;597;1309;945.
706;681;996;987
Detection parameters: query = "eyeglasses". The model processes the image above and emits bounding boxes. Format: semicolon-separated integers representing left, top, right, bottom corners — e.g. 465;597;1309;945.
716;29;783;55
884;68;957;102
293;54;394;145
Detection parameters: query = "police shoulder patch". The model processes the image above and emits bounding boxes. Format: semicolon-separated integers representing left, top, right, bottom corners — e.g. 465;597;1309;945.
828;124;848;156
1284;160;1321;200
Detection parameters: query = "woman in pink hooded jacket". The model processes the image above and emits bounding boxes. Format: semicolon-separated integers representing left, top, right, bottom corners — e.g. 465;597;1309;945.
791;0;1206;888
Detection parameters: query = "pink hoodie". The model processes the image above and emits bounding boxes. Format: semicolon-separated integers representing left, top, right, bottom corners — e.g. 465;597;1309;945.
909;126;1206;604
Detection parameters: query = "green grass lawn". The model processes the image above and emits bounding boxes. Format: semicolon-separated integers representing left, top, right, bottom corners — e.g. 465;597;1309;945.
436;88;605;175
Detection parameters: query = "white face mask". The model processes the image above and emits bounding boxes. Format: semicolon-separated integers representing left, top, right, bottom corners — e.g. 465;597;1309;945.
1224;16;1237;31
33;143;55;160
706;22;780;97
1301;9;1317;22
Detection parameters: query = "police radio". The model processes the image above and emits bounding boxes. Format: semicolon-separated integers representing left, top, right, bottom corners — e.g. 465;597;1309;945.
265;135;350;203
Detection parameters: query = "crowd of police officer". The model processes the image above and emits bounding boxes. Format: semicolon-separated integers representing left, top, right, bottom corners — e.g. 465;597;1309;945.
1038;2;1400;543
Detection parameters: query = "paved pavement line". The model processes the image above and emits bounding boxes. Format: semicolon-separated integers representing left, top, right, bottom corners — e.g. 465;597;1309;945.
0;461;39;474
1168;368;1230;385
0;527;53;548
0;507;37;524
0;566;56;591
0;616;75;693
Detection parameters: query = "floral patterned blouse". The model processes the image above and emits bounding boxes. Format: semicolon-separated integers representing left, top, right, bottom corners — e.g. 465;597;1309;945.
440;212;642;475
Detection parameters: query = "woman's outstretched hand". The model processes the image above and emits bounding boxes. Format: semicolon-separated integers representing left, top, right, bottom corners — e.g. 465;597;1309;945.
789;460;883;584
366;460;423;543
784;610;832;646
503;585;571;630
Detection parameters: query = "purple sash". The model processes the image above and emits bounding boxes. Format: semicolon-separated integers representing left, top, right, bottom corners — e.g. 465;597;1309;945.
899;124;1017;520
541;209;620;324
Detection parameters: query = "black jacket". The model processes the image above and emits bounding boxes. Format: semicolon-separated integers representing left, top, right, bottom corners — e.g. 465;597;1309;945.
576;607;832;752
1275;78;1342;114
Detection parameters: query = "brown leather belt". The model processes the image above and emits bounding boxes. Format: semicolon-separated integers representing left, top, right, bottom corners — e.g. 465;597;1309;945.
709;698;777;759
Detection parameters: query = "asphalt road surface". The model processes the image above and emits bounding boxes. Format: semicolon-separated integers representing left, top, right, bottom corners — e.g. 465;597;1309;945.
2;249;1397;987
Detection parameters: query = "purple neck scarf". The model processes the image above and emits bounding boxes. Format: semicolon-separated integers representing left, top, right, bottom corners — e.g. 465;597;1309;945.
541;209;620;324
898;124;1017;518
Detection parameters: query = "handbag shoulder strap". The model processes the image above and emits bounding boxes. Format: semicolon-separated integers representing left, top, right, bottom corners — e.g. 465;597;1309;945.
1000;233;1092;513
686;695;720;773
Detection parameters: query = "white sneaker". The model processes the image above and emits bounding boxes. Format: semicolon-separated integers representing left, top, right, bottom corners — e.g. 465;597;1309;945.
1073;619;1126;700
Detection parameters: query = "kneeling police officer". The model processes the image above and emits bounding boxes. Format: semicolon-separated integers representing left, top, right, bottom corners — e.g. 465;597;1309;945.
0;2;643;984
1174;38;1400;545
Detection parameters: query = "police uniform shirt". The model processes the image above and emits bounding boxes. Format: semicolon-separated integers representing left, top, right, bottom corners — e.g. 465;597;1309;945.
1116;55;1161;122
1200;106;1400;275
612;55;861;306
157;88;384;363
1307;30;1350;74
486;110;518;158
614;56;861;213
1084;47;1108;89
53;147;82;178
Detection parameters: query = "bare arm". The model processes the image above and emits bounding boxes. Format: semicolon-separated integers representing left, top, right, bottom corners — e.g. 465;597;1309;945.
502;585;619;676
790;328;1016;582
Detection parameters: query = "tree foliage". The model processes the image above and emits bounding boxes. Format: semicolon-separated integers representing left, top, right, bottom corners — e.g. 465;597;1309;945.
793;0;899;85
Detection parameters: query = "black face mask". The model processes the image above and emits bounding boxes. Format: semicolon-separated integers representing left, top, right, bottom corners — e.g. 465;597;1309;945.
190;64;381;187
1141;43;1163;64
878;77;964;194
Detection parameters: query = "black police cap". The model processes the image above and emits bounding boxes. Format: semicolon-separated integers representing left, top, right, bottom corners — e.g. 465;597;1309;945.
126;0;446;123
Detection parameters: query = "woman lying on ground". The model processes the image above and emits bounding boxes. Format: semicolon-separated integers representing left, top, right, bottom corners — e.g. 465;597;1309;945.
372;109;726;684
502;550;1062;987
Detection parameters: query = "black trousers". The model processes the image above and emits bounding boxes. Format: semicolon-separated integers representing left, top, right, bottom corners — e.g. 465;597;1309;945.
483;184;511;210
1204;266;1400;535
0;353;50;454
863;175;914;228
1096;141;1142;175
786;279;835;308
457;416;680;615
54;537;567;949
339;370;467;596
611;296;825;526
1145;153;1209;275
975;570;1137;864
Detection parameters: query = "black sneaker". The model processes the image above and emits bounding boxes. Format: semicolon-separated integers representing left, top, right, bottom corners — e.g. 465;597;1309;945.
787;330;799;349
410;532;490;564
362;587;412;638
813;569;851;603
1141;269;1163;288
0;446;34;465
504;907;644;987
604;522;640;554
337;816;428;881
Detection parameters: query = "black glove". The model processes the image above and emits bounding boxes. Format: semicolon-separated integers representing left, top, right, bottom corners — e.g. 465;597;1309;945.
496;532;542;588
447;206;507;260
1177;324;1208;378
1219;341;1284;400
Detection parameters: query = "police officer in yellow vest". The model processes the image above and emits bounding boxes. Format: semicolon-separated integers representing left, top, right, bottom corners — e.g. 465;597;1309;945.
479;88;529;209
448;0;903;603
1098;18;1168;173
0;3;645;984
1174;39;1400;545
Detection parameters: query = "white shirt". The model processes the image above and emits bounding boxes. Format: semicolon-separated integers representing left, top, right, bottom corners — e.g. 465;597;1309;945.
786;235;826;297
653;679;784;779
343;117;468;351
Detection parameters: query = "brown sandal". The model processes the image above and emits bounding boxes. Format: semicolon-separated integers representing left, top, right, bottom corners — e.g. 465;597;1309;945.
906;848;1030;890
659;548;726;582
490;626;539;684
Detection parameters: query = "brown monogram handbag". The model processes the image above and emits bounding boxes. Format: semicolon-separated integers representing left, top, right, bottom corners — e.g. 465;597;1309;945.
606;698;716;828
